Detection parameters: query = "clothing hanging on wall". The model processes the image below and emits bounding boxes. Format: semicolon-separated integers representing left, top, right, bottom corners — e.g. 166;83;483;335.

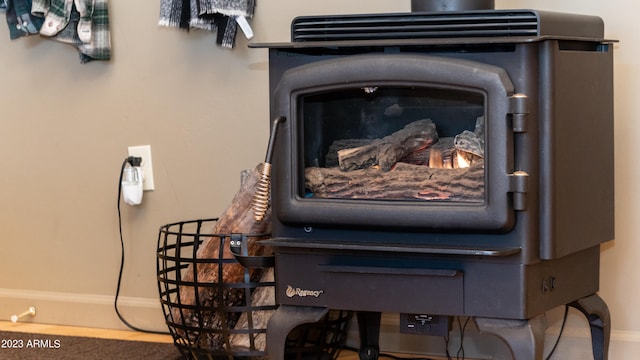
159;0;255;48
33;0;111;63
2;0;111;63
199;0;254;17
3;0;44;39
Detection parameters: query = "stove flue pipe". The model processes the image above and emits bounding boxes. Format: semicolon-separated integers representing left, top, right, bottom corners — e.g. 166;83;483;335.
411;0;495;12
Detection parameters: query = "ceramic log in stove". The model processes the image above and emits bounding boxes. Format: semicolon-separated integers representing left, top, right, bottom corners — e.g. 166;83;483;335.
252;1;615;359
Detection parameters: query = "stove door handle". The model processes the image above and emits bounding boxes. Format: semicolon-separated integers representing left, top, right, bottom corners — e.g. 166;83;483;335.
318;265;460;278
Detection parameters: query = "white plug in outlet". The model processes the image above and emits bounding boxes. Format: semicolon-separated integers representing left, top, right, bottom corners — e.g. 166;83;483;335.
127;145;155;191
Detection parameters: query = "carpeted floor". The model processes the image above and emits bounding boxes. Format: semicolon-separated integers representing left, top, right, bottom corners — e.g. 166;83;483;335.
0;331;182;359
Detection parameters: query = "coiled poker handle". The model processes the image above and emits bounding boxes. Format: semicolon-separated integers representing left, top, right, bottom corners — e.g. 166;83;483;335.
253;116;285;221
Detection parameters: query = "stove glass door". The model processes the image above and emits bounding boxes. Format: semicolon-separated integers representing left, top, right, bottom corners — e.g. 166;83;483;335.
301;86;485;203
273;54;516;231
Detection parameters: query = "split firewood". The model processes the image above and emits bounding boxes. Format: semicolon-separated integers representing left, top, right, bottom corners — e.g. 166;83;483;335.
172;163;273;350
337;119;438;172
305;161;484;201
454;130;484;157
453;150;482;169
451;116;485;168
454;116;485;157
326;139;373;167
229;267;276;352
403;136;480;169
429;148;445;169
427;137;455;169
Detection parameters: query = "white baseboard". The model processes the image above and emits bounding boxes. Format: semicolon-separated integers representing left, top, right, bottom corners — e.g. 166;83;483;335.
3;290;639;358
0;288;167;332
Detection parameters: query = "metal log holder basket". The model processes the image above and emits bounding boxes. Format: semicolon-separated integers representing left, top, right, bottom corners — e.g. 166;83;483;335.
157;219;352;360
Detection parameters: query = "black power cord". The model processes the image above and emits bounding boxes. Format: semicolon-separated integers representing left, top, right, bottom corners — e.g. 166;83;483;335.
455;317;470;360
340;346;439;360
544;305;569;360
115;157;169;335
443;310;568;360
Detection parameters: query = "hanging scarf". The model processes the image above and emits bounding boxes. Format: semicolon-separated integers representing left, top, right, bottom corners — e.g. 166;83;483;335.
199;0;254;17
159;0;255;48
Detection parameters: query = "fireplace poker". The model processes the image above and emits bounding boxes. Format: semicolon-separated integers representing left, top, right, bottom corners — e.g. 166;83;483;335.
253;116;285;221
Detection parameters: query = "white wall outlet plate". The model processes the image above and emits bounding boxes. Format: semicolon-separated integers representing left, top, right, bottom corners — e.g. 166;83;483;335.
127;145;155;191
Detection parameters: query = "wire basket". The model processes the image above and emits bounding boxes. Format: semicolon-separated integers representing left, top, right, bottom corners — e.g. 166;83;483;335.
285;310;354;360
157;219;352;360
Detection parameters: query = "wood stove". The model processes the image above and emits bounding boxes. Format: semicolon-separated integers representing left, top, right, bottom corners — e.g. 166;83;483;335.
252;2;615;359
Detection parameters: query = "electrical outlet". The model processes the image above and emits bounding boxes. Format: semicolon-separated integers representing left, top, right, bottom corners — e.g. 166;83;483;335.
127;145;155;191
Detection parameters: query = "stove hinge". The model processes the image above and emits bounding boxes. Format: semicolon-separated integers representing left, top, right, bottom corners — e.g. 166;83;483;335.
508;171;529;211
507;93;529;211
509;93;528;133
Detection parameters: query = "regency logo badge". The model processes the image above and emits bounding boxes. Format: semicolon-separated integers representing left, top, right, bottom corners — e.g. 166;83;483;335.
285;285;324;298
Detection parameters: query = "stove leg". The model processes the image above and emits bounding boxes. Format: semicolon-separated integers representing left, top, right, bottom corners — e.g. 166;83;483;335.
356;311;382;360
568;293;610;360
475;314;548;360
266;305;329;360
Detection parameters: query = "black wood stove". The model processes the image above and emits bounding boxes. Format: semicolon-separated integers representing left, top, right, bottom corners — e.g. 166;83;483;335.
252;1;615;359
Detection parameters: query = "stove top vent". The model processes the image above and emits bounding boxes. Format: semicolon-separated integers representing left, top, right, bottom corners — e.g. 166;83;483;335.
291;10;604;42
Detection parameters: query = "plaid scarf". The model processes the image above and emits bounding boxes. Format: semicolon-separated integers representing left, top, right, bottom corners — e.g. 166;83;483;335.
32;0;111;63
159;0;255;48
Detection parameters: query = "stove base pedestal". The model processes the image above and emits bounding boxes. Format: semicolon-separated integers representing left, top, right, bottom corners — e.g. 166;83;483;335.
569;293;610;360
266;294;609;360
266;305;329;360
476;293;609;360
357;312;382;360
475;314;548;360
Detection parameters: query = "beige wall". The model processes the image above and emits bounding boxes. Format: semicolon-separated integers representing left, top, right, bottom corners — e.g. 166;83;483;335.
0;0;637;357
0;0;405;331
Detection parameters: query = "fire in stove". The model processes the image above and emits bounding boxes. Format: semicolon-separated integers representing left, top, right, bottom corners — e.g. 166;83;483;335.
304;108;486;202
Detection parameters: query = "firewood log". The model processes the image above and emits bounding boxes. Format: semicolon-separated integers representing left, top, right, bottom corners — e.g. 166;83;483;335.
305;161;484;201
326;139;373;167
172;163;272;350
427;137;455;169
337;119;438;171
454;116;485;158
229;267;276;352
